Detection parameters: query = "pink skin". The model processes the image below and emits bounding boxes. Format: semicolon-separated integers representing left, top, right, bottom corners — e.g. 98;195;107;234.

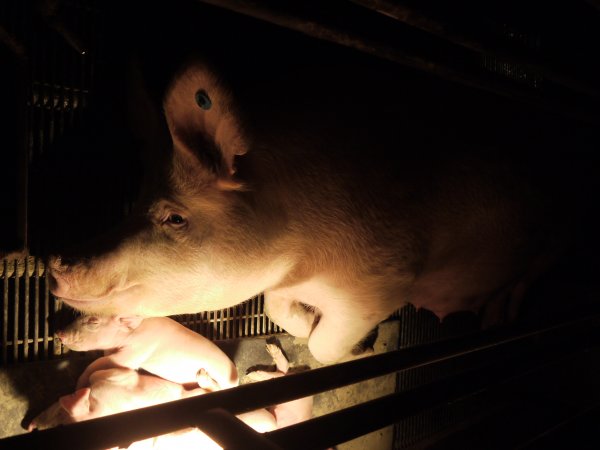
28;368;208;431
28;368;278;450
47;59;561;364
246;344;313;428
58;315;238;390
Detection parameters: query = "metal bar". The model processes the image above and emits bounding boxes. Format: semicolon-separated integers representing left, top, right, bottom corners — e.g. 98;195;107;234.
225;307;230;339
23;257;29;360
244;299;249;337
250;295;255;336
349;0;600;98
33;257;39;359
0;24;27;59
193;408;283;450
515;403;600;450
261;294;267;335
52;296;61;356
43;268;49;358
13;259;19;361
583;0;600;14
3;313;599;449
2;259;8;364
268;345;596;450
195;0;600;124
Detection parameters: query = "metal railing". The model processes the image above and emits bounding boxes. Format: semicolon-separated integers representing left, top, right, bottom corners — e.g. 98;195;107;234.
2;312;599;449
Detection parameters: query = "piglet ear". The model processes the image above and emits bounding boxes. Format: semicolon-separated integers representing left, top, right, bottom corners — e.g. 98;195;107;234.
59;387;91;417
163;60;248;191
118;316;143;330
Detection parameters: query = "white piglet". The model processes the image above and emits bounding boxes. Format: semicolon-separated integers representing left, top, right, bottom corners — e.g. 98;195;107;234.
57;314;238;390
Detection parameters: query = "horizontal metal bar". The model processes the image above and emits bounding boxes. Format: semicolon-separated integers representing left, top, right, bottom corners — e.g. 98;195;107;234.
194;0;600;124
349;0;600;98
195;408;283;450
515;403;600;450
2;313;600;449
0;257;46;278
267;338;600;449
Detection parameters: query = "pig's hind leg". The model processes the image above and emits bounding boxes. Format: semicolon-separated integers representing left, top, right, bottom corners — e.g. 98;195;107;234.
76;355;129;389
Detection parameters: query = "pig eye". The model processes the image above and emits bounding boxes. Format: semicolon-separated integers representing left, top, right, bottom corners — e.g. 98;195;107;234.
195;89;212;110
167;214;187;226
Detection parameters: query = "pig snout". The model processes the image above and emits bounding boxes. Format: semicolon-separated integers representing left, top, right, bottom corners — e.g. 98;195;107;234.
47;255;81;298
55;329;66;341
46;255;128;302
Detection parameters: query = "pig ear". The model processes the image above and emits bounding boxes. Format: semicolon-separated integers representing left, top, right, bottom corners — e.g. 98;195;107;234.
163;61;248;191
59;388;91;417
118;316;143;330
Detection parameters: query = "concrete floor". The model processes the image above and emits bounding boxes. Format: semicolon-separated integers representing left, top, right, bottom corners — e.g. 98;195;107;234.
0;321;399;449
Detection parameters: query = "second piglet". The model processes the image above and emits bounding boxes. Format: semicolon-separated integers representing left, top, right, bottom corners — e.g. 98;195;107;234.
57;314;238;390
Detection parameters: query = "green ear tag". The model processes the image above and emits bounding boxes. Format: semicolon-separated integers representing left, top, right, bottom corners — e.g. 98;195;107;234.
195;89;212;110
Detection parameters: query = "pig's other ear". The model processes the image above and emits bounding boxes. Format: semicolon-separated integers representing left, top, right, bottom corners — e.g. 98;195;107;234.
59;388;91;417
163;60;248;191
118;316;143;330
126;58;172;177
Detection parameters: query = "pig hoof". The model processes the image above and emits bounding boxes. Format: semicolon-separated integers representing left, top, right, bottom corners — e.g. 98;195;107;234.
197;369;220;391
245;370;276;382
265;343;290;374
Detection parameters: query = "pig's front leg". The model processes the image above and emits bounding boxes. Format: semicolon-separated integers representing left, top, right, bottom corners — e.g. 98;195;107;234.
76;355;127;389
264;293;317;338
268;279;383;363
307;306;380;364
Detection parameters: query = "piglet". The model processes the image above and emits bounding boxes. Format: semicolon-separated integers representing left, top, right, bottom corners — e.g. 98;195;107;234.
29;368;277;450
57;315;238;390
28;367;208;431
246;343;314;428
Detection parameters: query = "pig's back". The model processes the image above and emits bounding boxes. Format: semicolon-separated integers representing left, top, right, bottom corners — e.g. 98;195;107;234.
135;317;234;386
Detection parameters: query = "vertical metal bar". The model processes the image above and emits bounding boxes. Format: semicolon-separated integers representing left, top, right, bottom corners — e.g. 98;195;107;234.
2;259;8;364
23;257;29;360
13;258;19;361
261;295;267;336
53;295;61;356
243;300;249;337
48;29;57;147
43;266;49;358
33;257;39;359
228;307;233;339
250;296;255;337
237;304;243;338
